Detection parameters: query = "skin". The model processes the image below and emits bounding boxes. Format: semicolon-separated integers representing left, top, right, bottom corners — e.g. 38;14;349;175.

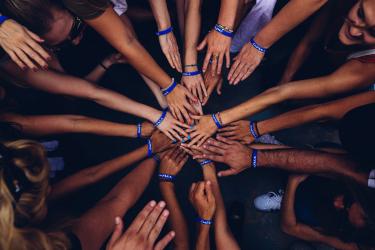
228;0;329;84
281;175;361;250
159;148;190;250
218;91;375;144
0;18;50;70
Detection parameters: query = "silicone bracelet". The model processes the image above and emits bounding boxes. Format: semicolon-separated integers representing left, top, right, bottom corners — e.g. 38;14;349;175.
161;80;177;96
250;121;259;139
147;139;153;158
250;37;267;54
185;64;198;68
251;149;258;168
214;24;234;38
0;16;10;25
156;26;173;36
211;113;223;129
182;70;200;77
137;123;142;138
154;109;168;127
197;218;212;225
200;160;212;167
158;173;175;182
153;154;161;163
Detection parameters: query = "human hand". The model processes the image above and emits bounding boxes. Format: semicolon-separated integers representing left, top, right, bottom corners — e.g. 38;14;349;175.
150;130;174;154
102;53;128;68
156;111;190;141
202;66;223;106
189;181;216;220
288;174;309;184
181;67;207;103
192;135;252;177
186;115;218;147
0;19;50;70
159;147;189;176
141;121;155;138
228;43;264;85
218;120;256;144
165;84;199;124
198;30;231;76
159;32;182;72
106;201;175;250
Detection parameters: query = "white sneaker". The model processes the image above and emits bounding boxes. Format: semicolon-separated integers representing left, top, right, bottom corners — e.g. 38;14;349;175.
254;189;284;212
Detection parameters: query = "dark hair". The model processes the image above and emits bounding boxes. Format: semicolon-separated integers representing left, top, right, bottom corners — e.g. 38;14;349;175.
0;0;63;35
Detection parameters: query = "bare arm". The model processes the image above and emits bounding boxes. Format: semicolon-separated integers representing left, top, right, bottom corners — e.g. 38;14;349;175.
0;113;154;138
281;176;358;250
195;224;210;250
184;0;202;67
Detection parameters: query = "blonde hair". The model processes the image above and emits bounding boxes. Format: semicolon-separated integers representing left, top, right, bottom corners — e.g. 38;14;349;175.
0;140;70;250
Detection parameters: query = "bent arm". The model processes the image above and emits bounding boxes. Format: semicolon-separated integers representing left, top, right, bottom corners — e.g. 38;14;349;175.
50;145;148;200
281;177;358;250
0;113;141;138
220;60;375;125
257;91;375;136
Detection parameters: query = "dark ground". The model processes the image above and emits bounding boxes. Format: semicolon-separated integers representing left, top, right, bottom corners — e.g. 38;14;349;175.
4;1;344;249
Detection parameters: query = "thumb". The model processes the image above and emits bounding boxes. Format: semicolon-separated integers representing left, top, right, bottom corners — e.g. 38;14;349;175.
107;217;124;248
216;79;223;95
197;37;208;51
205;181;215;204
217;169;238;177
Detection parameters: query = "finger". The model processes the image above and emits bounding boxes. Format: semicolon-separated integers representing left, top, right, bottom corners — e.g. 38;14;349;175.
178;155;189;167
15;49;37;70
127;201;157;232
154;231;176;250
25;29;44;42
217;53;224;75
228;59;241;83
186;126;197;133
205;181;215;203
216;79;223;95
218;169;239;177
218;125;236;132
139;201;166;235
170;146;181;159
21;44;48;68
193;153;224;162
196;135;209;147
173;107;185;123
216;135;236;145
199;78;208;97
202;50;212;73
173;52;182;73
107;217;124;248
148;209;170;243
189;182;197;201
203;143;225;155
196;84;203;103
179;106;192;124
169;128;182;141
165;52;175;69
197;36;207;51
25;38;50;60
187;134;204;147
225;50;231;68
169;107;177;120
217;131;236;137
192;85;199;102
164;131;175;142
173;125;188;138
175;120;191;129
196;181;206;198
163;147;175;160
240;66;256;82
180;145;194;155
7;50;26;69
184;87;199;103
231;63;247;85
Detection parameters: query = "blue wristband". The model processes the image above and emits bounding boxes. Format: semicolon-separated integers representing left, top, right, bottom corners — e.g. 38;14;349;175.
200;159;212;167
153;154;161;163
182;70;200;77
250;121;259;139
154;109;168;127
250;37;267;54
161;80;177;96
137;123;142;138
158;173;175;182
214;24;234;38
211;113;223;129
147;139;153;158
251;149;258;168
196;218;212;225
0;16;10;25
156;26;173;36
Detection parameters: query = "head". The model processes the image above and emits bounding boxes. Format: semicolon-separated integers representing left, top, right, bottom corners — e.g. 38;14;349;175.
0;140;69;250
339;0;375;47
0;0;86;49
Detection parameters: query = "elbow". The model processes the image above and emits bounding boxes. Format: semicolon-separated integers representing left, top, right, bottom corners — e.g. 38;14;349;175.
263;85;290;102
281;219;299;236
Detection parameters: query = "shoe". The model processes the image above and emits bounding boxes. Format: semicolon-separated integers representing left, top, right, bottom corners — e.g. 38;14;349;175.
254;189;284;212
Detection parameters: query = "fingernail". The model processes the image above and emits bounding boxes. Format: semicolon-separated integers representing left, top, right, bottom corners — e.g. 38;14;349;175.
115;217;121;224
170;231;176;237
207;181;211;185
150;200;156;207
163;210;169;217
187;134;191;140
203;145;207;148
159;201;166;208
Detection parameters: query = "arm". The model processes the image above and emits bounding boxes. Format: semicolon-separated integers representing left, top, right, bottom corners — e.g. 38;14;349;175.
281;176;358;250
0;113;154;138
149;0;182;72
84;53;126;82
85;7;196;122
202;163;240;250
195;224;210;250
218;91;375;144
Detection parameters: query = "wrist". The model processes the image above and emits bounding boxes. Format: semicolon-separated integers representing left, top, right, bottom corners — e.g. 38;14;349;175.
0;16;10;26
254;32;272;49
159;181;174;189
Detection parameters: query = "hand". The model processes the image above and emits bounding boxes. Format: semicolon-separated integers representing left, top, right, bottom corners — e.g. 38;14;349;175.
159;147;189;176
192;135;252;177
202;66;223;106
159;32;182;72
165;84;199;124
151;130;174;154
228;43;264;85
156;111;190;141
186;115;217;147
0;19;50;70
106;201;175;250
218;120;255;144
141;121;156;138
198;30;231;75
189;181;216;220
289;174;309;184
102;53;128;68
181;68;207;103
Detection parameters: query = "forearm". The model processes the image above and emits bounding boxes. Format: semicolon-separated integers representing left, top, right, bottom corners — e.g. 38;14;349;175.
50;145;148;200
195;225;210;250
160;182;190;250
84;64;107;83
149;0;171;30
0;113;140;138
257;149;368;186
217;0;239;28
184;0;202;65
257;91;375;136
255;0;328;48
86;8;172;88
281;42;312;81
